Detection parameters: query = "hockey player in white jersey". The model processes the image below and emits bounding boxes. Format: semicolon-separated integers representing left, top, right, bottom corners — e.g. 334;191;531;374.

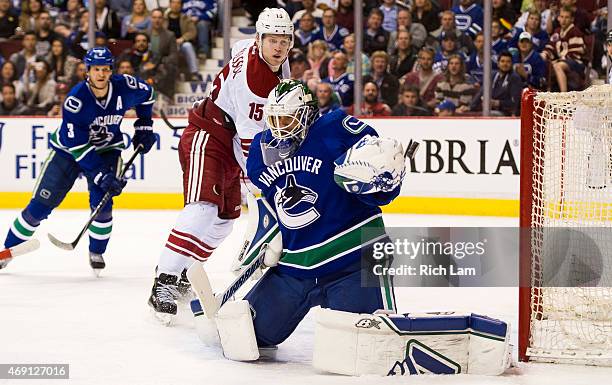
148;8;294;321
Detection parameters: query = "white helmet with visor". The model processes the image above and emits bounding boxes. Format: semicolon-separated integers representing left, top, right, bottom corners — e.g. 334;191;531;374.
260;80;318;165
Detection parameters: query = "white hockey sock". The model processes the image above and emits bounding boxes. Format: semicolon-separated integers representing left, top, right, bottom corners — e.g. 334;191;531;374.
157;250;194;277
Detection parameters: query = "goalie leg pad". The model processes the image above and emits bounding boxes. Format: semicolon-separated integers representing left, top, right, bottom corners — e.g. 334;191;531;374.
216;300;260;361
313;308;511;376
190;299;221;347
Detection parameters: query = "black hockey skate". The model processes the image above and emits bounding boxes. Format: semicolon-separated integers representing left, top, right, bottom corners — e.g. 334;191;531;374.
148;273;180;325
0;258;10;270
177;268;193;302
89;252;105;277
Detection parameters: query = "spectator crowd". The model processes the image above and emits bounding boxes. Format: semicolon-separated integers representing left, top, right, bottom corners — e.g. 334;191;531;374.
0;0;610;117
284;0;608;117
0;0;217;115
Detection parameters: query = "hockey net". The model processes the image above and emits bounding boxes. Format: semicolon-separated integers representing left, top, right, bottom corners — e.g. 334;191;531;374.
519;86;612;366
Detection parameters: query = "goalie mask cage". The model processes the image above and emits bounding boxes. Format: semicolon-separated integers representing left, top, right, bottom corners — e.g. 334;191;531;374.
519;86;612;366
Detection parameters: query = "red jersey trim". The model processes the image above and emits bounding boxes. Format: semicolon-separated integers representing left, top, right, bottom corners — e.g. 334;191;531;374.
246;44;282;98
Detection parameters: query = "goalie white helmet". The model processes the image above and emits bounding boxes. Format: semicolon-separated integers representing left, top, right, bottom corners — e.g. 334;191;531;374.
260;79;318;165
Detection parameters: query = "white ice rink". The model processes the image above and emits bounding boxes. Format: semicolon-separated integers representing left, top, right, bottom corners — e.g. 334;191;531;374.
1;210;611;385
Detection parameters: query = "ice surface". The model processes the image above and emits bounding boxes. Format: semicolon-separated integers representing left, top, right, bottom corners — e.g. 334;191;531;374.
1;210;610;385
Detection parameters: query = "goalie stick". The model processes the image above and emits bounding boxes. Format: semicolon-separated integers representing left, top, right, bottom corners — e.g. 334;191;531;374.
0;239;41;262
188;244;268;319
160;109;187;130
47;145;144;251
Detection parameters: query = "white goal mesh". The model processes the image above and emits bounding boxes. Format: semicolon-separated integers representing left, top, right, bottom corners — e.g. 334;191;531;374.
526;85;612;365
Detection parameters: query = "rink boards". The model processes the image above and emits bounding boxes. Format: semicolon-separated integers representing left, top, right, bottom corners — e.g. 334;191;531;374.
0;117;520;216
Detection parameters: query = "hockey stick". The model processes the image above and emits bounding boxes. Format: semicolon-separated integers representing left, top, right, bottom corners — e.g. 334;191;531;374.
160;109;187;130
188;245;268;319
0;239;41;262
47;145;144;251
404;139;420;159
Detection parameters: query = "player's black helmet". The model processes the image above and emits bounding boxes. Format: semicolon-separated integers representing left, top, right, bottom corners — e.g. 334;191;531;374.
84;47;114;69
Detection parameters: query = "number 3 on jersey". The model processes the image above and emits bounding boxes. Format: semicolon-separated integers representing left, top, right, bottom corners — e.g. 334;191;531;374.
249;103;263;121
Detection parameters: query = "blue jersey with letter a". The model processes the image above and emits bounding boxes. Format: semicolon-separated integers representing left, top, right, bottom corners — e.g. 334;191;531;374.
50;74;154;173
247;109;401;278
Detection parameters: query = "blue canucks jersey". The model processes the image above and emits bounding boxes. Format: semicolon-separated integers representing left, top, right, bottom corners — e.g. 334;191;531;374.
50;74;154;174
467;54;497;84
247;109;401;278
323;73;354;107
512;49;546;89
452;3;483;38
295;26;323;48
508;27;549;52
433;50;467;73
320;25;350;51
492;38;509;63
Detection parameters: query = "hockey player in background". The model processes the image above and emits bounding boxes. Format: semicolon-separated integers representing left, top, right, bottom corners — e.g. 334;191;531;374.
148;8;294;321
0;47;156;273
217;79;404;357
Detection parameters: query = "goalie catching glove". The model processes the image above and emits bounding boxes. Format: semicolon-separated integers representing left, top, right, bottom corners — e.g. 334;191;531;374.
333;135;406;194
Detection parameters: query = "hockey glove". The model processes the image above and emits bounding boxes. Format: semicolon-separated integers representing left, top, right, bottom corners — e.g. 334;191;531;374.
333;136;406;194
133;121;156;154
92;169;127;197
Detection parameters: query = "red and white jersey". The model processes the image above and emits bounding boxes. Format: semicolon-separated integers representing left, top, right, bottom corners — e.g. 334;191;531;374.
209;39;290;172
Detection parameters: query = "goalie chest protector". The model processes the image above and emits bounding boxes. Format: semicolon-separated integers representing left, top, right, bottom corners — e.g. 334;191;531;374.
246;109;398;278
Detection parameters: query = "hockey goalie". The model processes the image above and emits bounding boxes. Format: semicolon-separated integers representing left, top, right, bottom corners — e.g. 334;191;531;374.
189;80;512;376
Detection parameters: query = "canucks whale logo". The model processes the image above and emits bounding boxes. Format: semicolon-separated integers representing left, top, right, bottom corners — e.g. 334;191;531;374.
89;124;113;147
274;174;320;229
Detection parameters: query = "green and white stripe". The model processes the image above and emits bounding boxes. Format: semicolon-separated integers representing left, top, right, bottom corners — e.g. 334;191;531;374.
241;225;280;267
88;220;113;240
378;256;396;312
279;215;386;269
10;213;38;241
50;130;95;161
50;129;125;160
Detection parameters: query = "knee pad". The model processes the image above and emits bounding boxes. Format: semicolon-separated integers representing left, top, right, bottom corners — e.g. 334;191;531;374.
95;210;112;222
25;200;53;223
